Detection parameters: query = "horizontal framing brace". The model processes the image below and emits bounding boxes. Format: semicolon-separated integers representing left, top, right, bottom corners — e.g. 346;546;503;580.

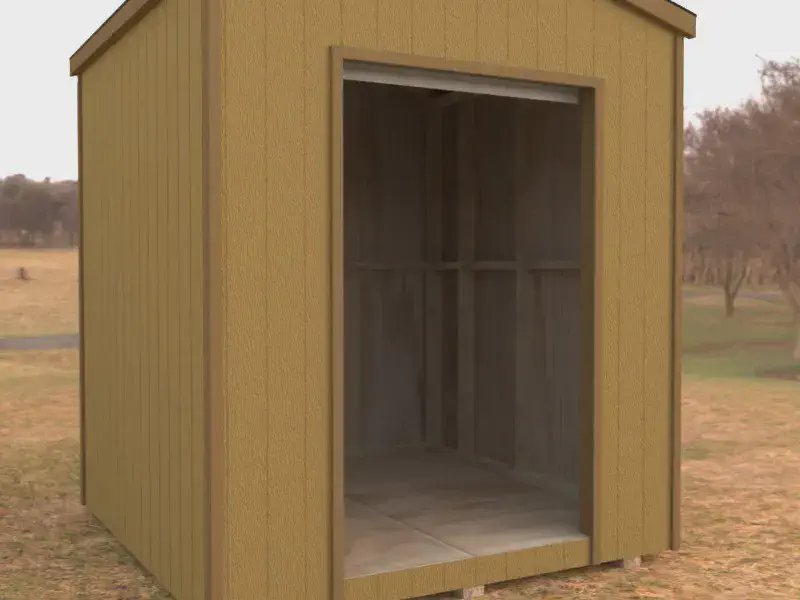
343;61;580;105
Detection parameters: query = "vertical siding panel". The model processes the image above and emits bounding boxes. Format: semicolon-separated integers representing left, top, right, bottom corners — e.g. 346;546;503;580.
537;0;566;72
592;0;620;562
508;0;538;69
157;6;172;587
94;63;104;527
617;8;647;559
188;0;206;593
130;33;142;558
445;0;477;61
112;53;124;538
100;57;110;533
265;1;306;597
166;1;183;593
412;0;446;57
137;29;152;569
127;36;137;550
476;0;508;64
305;0;341;597
177;1;194;596
99;57;110;529
221;0;270;596
118;40;129;546
378;0;413;53
126;33;142;558
566;0;594;76
146;18;162;573
343;0;378;47
643;26;674;555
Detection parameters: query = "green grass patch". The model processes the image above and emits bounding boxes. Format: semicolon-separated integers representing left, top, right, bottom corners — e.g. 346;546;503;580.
682;438;742;461
681;287;798;379
682;302;794;351
683;346;797;379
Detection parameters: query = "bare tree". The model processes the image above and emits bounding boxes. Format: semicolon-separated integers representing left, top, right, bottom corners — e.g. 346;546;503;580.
684;108;758;317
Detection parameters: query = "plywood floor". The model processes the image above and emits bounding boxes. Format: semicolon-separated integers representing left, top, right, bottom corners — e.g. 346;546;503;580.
345;449;586;578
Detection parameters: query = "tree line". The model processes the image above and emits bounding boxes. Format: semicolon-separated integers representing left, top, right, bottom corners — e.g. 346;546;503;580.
0;174;79;247
684;58;800;336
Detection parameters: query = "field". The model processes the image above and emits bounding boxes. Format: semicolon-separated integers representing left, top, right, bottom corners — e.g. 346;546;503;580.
1;250;799;599
0;249;79;337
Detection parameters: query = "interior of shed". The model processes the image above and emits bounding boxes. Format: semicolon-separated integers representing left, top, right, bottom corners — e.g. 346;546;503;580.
342;77;588;579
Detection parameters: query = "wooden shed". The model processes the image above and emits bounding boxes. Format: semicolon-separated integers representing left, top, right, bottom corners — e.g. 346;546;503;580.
71;0;696;599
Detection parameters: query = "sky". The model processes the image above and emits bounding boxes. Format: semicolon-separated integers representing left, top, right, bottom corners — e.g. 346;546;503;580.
1;0;799;182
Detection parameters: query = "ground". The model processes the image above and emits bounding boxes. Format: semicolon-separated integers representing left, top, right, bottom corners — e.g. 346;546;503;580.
1;250;799;599
0;249;79;337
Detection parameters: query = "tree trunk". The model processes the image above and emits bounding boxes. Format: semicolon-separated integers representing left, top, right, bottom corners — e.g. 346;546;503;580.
724;289;736;318
794;323;800;362
720;258;747;319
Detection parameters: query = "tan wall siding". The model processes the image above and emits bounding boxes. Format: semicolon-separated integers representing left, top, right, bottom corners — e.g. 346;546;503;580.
80;1;205;598
218;0;676;596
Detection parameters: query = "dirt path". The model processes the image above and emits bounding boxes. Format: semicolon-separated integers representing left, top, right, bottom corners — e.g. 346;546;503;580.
0;333;79;351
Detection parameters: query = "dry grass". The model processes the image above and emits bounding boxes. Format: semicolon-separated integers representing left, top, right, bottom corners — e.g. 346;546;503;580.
3;351;799;599
0;249;79;337
491;377;800;600
0;350;170;600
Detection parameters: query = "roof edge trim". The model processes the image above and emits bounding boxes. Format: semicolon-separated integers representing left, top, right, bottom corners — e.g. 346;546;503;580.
619;0;697;39
69;0;163;77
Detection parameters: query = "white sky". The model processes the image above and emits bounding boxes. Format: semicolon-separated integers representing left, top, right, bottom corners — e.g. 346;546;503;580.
0;0;798;181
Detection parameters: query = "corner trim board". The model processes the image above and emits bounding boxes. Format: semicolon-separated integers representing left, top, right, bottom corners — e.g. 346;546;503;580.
670;35;685;551
78;76;87;507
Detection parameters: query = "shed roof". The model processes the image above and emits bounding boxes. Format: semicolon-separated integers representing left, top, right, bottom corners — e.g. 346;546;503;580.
69;0;696;77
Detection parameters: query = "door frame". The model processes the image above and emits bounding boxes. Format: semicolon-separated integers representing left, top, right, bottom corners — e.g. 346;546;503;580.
329;45;605;599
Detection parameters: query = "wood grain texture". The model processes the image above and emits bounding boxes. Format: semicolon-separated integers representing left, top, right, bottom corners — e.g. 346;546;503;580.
166;0;182;591
592;0;622;563
616;6;648;559
75;0;688;596
305;5;341;600
476;0;508;63
378;0;413;53
508;0;538;69
78;1;206;598
346;540;589;600
205;0;223;594
424;110;445;448
445;0;478;61
671;35;685;552
220;0;270;596
343;0;378;48
136;28;152;577
456;100;477;457
566;0;594;76
145;19;162;573
642;25;674;555
537;0;567;72
70;0;163;75
265;0;307;597
413;0;446;57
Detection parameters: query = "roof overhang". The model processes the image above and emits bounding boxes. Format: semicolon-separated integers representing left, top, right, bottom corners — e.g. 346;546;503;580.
619;0;697;39
69;0;162;77
70;0;696;78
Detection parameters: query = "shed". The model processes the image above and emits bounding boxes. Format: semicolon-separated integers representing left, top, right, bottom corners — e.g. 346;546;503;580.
70;1;696;599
